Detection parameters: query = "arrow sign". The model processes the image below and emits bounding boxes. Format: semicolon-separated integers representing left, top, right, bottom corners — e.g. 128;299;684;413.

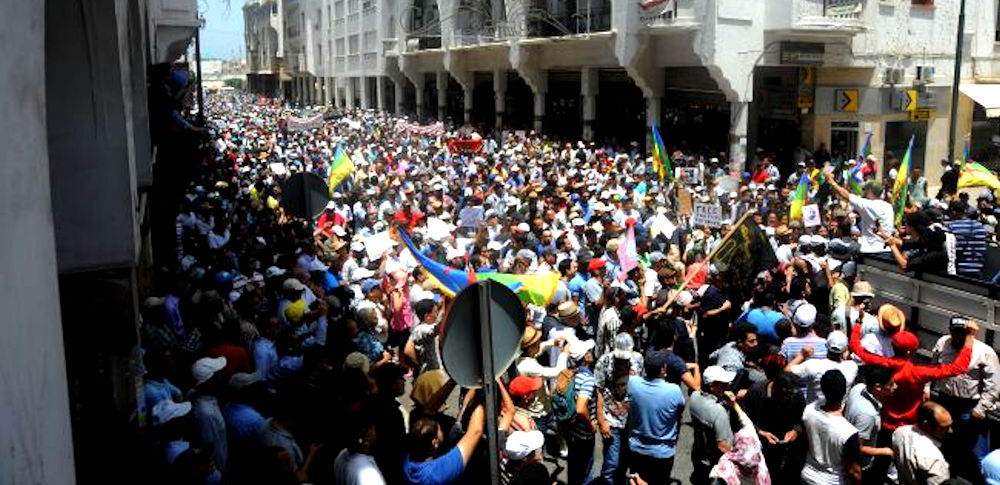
905;89;918;112
835;89;859;112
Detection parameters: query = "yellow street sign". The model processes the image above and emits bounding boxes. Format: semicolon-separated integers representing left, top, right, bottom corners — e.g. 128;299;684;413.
905;89;918;112
835;89;859;112
910;108;932;121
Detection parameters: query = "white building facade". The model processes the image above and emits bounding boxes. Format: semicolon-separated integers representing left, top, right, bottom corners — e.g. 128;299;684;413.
246;0;1000;182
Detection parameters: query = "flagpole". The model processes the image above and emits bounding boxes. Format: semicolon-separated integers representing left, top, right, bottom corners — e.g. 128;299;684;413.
662;209;758;309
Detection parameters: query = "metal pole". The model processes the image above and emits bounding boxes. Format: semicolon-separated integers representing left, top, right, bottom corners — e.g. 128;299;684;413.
947;0;967;164
195;16;206;126
477;282;501;485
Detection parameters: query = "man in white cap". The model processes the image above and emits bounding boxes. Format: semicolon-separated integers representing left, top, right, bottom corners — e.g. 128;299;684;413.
503;430;545;477
690;365;737;484
563;338;598;485
190;356;229;475
152;400;194;465
786;330;859;404
780;303;828;362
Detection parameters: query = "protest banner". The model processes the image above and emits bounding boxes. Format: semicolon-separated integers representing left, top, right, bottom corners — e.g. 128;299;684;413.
692;203;722;228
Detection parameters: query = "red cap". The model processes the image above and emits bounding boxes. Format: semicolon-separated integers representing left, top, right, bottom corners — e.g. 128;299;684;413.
588;259;607;272
509;376;543;398
891;331;920;353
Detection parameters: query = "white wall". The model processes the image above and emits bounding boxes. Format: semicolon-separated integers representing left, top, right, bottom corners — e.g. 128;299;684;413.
0;2;77;484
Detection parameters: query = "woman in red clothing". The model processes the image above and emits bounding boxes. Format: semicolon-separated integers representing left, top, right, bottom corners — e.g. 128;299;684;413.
849;320;976;432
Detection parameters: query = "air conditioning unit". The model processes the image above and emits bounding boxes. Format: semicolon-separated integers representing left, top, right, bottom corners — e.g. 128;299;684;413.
915;66;935;84
884;67;905;85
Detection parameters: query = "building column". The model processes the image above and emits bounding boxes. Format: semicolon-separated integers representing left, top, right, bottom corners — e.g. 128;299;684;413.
494;69;506;129
414;77;426;120
333;78;342;108
361;77;372;109
581;67;598;141
729;101;749;173
436;71;448;121
463;86;473;124
345;77;355;108
2;3;76;483
533;92;545;133
377;76;387;112
394;79;405;115
646;96;661;152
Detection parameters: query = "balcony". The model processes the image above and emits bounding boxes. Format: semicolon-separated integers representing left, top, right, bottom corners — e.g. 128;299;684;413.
642;0;700;31
786;0;866;35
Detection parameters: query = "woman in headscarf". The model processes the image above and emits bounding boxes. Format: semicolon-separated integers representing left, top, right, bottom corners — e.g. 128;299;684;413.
709;391;771;485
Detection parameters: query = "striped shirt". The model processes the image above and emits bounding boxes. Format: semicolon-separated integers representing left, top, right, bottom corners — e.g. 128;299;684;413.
565;367;598;440
780;334;828;362
946;219;987;278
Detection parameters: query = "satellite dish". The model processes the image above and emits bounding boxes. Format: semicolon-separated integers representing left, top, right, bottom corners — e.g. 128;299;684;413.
440;280;525;389
280;172;330;220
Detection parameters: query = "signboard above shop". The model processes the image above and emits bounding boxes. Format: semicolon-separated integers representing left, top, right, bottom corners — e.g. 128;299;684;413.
780;42;825;66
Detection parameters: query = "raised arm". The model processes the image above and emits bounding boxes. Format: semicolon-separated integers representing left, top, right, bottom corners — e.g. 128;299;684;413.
849;324;900;369
823;169;852;201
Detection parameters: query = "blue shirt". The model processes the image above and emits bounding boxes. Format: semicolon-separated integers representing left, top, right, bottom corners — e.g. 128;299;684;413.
144;379;180;408
253;338;278;381
627;376;686;459
403;446;465;485
744;308;784;344
223;403;266;442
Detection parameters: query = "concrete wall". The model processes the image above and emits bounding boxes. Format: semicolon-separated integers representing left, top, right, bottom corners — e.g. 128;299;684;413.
0;2;77;484
47;0;141;273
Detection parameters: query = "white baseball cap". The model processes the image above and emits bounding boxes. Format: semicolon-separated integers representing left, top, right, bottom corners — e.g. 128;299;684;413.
505;430;545;460
794;303;818;327
191;357;227;386
151;400;192;426
703;365;737;384
568;339;596;361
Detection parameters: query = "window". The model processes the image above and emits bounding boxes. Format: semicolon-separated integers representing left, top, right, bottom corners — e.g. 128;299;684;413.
348;35;359;53
335;0;345;17
336;38;346;55
830;121;860;162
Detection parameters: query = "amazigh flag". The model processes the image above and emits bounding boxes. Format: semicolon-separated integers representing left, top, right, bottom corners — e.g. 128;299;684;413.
892;135;915;226
858;132;873;160
789;172;810;220
651;124;672;182
616;220;639;282
327;145;355;194
847;132;872;194
395;228;559;306
958;161;1000;192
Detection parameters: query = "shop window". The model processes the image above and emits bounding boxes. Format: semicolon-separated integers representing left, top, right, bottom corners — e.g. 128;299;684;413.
830;121;860;162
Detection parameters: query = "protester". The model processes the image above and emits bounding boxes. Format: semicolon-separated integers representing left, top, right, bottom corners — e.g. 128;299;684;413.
800;370;862;485
131;91;1000;485
892;402;953;485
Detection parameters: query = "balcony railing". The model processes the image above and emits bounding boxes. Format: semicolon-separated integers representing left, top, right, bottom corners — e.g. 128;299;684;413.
823;0;863;18
643;0;699;30
792;0;865;32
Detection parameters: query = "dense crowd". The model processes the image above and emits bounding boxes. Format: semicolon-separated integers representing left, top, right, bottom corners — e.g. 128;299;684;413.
140;85;1000;485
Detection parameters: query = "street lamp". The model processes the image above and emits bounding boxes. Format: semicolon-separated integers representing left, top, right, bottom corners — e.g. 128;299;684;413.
947;0;967;163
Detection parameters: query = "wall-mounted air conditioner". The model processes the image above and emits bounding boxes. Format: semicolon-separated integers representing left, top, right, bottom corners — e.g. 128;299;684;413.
915;66;935;84
884;67;905;85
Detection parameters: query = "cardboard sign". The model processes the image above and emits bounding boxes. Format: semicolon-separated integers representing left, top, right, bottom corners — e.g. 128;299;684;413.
459;207;484;228
692;203;722;228
802;204;822;227
677;190;693;216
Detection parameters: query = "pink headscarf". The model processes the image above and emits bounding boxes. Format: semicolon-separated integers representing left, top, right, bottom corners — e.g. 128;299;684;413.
712;421;770;485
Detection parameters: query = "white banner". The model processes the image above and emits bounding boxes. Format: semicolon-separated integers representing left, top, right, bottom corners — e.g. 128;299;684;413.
692;203;722;228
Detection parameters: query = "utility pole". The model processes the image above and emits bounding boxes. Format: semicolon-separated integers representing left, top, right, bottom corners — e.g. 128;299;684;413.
947;0;967;164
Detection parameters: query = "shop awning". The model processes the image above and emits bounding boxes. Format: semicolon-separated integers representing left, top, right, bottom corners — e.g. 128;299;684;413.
959;84;1000;118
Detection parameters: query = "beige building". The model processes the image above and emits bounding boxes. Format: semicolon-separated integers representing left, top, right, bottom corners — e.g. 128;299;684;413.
245;0;1000;182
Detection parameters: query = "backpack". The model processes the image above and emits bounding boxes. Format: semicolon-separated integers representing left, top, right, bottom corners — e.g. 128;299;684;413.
550;368;578;423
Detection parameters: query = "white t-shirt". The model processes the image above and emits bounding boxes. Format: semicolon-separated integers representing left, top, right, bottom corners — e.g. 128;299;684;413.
848;195;894;253
333;449;386;485
801;403;860;485
790;359;859;404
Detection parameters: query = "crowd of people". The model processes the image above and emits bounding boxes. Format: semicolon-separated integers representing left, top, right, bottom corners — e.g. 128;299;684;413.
139;87;1000;485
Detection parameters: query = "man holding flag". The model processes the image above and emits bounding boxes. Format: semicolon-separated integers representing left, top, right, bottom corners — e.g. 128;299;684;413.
824;167;895;254
891;136;915;226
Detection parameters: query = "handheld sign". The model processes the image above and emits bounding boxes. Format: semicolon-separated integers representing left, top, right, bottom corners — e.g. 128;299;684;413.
802;204;822;227
692;203;722;228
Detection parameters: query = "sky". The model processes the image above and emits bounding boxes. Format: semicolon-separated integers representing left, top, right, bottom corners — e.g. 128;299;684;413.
199;0;246;60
